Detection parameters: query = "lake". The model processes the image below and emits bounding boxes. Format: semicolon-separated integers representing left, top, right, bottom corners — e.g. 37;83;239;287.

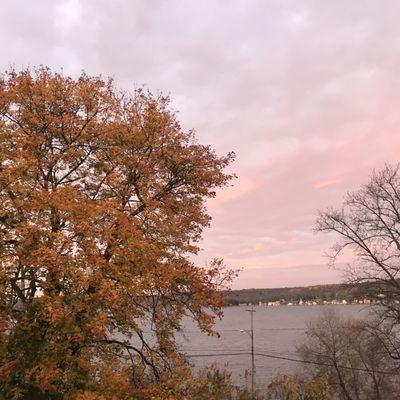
176;304;371;389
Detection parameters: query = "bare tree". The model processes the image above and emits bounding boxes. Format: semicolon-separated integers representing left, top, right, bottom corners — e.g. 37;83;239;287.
316;164;400;325
298;311;400;400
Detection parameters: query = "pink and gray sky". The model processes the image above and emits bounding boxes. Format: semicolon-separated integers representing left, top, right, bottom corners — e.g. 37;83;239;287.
2;0;400;288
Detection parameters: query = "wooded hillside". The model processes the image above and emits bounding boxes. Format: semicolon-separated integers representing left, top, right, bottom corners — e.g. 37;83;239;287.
224;281;376;305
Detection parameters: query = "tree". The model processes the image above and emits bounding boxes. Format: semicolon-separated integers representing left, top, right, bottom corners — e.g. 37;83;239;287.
298;311;400;400
267;374;331;400
0;67;235;399
316;165;400;333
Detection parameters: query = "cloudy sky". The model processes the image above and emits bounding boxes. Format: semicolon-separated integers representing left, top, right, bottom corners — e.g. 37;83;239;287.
2;0;400;288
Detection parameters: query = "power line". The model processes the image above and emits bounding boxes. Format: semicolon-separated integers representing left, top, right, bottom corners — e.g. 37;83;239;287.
179;348;300;357
140;327;308;335
177;327;307;333
180;347;245;350
185;351;399;376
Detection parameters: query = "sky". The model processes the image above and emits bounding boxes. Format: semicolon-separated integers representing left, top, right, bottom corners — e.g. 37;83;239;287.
2;0;400;289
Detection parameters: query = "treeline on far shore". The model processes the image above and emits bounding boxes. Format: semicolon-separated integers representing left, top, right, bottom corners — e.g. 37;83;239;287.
224;281;385;306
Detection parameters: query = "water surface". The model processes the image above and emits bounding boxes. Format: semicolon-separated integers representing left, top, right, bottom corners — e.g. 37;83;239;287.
177;304;370;388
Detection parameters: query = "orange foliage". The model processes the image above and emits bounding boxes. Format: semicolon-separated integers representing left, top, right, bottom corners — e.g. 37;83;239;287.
0;67;235;399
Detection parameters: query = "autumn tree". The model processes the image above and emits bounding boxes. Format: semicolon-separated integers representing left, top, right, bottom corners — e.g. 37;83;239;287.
0;67;235;399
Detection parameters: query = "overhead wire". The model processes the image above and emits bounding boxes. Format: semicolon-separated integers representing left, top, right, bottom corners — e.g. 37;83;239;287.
184;351;399;376
176;327;307;333
178;348;300;357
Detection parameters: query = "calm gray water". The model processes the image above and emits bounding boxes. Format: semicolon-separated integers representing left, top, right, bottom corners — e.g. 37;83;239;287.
176;304;370;389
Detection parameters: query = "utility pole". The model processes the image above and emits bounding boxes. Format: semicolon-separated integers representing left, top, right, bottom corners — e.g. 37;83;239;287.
246;304;256;397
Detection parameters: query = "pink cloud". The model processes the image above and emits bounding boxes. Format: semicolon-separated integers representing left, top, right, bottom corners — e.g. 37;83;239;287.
238;236;287;255
231;264;344;289
313;177;342;189
3;0;400;288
